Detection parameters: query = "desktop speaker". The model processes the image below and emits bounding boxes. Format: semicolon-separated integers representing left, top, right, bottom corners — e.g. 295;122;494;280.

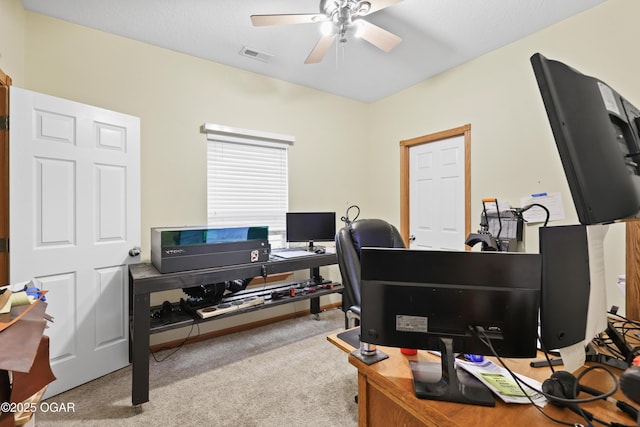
539;225;591;350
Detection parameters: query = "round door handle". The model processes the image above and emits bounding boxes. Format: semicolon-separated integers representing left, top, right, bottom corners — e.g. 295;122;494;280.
129;246;141;257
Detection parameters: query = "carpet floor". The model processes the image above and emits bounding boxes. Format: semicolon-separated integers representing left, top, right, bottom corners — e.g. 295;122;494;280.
35;308;358;426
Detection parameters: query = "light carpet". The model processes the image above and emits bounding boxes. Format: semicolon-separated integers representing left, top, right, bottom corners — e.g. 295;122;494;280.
35;308;358;426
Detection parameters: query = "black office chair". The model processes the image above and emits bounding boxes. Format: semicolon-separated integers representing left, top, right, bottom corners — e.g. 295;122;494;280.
335;218;406;329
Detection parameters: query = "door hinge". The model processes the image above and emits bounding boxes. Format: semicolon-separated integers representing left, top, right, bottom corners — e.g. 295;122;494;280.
0;116;7;131
0;238;8;253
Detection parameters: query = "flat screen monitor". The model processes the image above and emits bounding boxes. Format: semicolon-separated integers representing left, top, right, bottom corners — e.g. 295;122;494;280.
359;248;541;406
531;53;640;225
286;212;336;249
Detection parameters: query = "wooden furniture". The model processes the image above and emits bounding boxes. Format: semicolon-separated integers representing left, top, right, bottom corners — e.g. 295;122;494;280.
627;220;640;320
129;252;338;406
328;332;634;427
0;301;55;427
0;69;10;286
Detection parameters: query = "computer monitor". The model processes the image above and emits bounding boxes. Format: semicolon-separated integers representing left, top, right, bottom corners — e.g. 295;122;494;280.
531;53;640;225
359;248;541;406
286;212;336;250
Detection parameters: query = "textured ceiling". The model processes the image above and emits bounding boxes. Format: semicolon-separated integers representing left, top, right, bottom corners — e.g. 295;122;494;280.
20;0;607;103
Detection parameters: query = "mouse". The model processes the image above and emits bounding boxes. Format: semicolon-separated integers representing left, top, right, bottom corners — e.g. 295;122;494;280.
314;248;325;254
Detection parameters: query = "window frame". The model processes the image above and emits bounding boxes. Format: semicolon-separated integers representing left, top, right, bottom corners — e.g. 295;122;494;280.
202;123;294;248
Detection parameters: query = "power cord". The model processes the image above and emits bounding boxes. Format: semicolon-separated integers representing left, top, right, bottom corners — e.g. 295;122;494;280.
341;205;360;226
516;203;551;227
151;322;200;362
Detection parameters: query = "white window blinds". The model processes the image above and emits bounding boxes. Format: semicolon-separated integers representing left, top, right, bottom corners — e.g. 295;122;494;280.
202;123;293;248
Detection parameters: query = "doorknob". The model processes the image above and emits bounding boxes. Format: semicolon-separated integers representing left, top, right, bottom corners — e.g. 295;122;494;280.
129;246;141;257
409;235;416;242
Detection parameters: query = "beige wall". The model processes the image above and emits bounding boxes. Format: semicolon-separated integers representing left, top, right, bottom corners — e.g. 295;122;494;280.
3;3;374;342
0;0;634;334
367;0;634;310
0;0;26;84
22;12;371;263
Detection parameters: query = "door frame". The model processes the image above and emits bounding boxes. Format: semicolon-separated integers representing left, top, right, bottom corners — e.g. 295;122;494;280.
0;69;11;285
399;124;471;247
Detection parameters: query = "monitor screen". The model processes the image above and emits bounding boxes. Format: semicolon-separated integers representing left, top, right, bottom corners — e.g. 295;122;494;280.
286;212;336;246
531;53;640;225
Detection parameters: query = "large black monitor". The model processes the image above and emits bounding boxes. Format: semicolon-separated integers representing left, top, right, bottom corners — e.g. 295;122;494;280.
286;212;336;250
359;248;541;406
531;53;640;225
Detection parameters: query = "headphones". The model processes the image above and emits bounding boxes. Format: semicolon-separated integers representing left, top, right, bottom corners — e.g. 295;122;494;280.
541;371;603;422
540;369;632;424
542;370;604;403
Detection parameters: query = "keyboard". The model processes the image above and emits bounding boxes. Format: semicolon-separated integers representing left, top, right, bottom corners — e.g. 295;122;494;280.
271;250;312;259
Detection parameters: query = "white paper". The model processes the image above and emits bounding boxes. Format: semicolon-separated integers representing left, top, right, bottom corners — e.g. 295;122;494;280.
519;192;565;223
584;225;609;342
456;358;547;406
482;200;511;214
558;343;588;373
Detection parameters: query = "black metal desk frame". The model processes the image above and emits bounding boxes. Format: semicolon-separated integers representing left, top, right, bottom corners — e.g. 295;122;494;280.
128;253;338;406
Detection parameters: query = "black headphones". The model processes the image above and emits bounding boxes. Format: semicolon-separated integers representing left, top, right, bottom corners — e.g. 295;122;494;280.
542;370;603;403
541;371;604;422
540;369;635;425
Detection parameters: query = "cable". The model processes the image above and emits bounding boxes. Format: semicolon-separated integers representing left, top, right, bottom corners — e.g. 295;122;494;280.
519;203;550;227
151;322;200;362
475;327;624;427
341;205;360;226
476;329;576;426
537;332;558;375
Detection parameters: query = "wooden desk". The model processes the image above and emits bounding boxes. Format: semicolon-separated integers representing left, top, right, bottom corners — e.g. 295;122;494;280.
328;332;634;427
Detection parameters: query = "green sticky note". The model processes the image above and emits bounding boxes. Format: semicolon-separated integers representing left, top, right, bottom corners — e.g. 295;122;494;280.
478;372;530;397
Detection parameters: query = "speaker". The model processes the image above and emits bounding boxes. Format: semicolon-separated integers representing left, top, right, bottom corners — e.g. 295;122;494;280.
539;225;590;349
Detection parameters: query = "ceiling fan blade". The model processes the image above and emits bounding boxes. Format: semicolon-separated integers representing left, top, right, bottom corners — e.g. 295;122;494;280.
251;13;326;26
305;34;337;64
365;0;404;15
357;20;402;52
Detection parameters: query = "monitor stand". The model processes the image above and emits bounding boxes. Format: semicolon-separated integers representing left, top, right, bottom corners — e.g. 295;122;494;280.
410;337;495;407
305;241;325;252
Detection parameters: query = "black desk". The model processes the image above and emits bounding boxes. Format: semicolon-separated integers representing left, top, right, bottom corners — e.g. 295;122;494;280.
128;252;338;406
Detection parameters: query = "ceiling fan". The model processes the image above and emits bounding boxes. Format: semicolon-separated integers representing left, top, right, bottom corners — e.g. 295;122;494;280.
250;0;403;64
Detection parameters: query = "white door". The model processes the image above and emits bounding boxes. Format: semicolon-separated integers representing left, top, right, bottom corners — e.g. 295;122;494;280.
9;87;140;397
409;135;465;251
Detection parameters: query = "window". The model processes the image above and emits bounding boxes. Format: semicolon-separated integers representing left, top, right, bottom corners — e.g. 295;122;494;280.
202;123;293;248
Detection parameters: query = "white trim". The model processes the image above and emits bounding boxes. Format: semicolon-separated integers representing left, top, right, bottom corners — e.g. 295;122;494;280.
201;123;295;146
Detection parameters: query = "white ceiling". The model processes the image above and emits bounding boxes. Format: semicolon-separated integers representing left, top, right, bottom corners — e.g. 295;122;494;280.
20;0;606;103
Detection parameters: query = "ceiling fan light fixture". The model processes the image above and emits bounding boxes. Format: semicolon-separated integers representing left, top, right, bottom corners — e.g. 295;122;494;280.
321;0;341;16
353;19;365;38
321;20;335;36
251;0;403;63
355;1;371;16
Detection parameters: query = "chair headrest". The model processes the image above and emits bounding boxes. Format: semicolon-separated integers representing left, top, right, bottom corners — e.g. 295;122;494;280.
348;219;405;255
